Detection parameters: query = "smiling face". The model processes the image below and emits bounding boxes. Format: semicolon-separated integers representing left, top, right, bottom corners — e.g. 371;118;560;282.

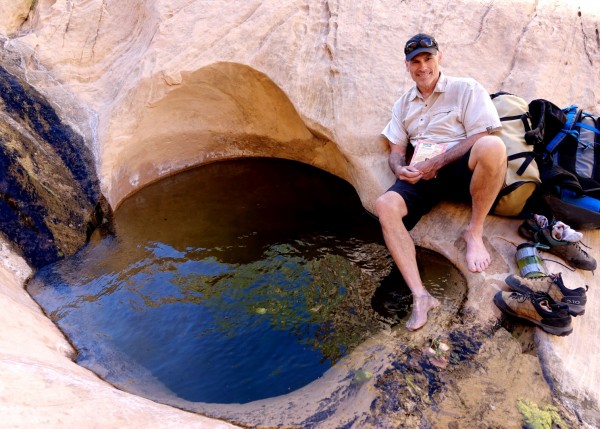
406;51;442;98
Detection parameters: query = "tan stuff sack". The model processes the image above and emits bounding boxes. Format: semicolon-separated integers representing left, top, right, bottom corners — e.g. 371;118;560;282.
490;92;541;216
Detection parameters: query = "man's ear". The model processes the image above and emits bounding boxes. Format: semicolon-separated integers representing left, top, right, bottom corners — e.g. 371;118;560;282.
405;60;409;72
437;50;443;64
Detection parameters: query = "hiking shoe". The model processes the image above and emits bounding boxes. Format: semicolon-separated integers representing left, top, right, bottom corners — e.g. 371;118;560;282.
505;273;587;316
493;290;573;336
518;218;597;271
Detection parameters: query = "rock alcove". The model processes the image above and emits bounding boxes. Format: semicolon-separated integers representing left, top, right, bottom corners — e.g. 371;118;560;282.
103;61;353;208
10;59;473;427
3;15;598;427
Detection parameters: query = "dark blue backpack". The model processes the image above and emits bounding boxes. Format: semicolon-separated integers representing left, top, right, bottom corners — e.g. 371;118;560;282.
538;105;600;229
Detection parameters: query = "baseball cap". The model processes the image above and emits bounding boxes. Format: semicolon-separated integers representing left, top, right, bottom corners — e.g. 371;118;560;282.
404;33;439;60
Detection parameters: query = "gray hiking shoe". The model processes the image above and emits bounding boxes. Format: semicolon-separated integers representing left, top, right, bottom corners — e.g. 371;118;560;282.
493;290;573;336
505;272;587;316
518;218;597;271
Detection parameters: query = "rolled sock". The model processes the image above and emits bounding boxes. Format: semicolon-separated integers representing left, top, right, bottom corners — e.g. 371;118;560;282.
534;214;548;228
552;221;583;242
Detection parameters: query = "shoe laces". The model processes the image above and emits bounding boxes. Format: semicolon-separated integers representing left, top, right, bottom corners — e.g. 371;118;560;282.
535;238;590;256
534;240;592;272
514;291;555;312
548;273;561;283
575;240;593;255
555;232;592;256
511;290;547;303
510;292;530;304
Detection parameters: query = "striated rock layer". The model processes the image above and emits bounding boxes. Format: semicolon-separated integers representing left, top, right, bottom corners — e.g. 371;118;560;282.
0;0;599;427
0;64;108;268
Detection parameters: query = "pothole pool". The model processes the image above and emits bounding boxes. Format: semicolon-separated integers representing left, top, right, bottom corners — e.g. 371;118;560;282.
27;158;466;422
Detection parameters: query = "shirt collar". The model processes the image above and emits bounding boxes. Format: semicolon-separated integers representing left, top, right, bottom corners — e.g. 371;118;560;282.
409;72;447;100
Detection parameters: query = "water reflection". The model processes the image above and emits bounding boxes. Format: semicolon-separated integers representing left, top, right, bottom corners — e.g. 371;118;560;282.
27;158;456;406
28;159;398;403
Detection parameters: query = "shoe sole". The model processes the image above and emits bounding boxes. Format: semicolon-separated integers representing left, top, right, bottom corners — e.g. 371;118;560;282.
505;276;586;317
493;293;573;336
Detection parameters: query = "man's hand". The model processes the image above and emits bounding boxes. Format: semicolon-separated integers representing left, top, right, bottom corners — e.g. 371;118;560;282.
387;137;445;183
396;165;423;184
411;158;440;181
387;139;426;183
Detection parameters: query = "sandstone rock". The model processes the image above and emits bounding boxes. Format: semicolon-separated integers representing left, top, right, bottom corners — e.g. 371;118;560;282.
8;1;598;210
0;65;108;268
0;0;32;36
535;229;600;426
412;203;600;428
0;0;599;428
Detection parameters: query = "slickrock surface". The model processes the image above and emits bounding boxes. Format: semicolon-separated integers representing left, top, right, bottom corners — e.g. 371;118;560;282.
0;0;598;427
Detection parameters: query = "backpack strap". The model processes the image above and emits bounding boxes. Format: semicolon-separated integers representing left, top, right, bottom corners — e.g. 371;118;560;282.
575;115;600;137
508;151;537;176
545;105;581;155
498;109;537;176
576;123;600;134
501;113;530;124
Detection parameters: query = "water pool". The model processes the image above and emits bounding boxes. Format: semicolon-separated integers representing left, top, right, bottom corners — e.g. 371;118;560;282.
27;158;454;407
28;159;408;403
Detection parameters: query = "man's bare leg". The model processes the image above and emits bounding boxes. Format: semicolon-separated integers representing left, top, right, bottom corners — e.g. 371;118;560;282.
375;192;440;331
465;135;507;272
406;294;441;331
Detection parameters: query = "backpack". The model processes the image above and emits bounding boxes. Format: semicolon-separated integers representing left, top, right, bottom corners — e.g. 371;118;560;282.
538;105;600;229
490;92;541;217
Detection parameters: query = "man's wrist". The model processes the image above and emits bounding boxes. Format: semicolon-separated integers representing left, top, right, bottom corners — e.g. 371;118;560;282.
393;164;406;176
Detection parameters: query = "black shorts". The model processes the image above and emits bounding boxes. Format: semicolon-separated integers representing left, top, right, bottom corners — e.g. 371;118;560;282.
387;149;473;230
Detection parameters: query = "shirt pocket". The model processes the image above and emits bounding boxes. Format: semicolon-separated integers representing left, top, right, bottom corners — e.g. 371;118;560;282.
426;107;462;138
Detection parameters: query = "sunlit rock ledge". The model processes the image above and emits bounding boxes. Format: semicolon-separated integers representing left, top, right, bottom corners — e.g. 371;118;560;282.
0;0;599;427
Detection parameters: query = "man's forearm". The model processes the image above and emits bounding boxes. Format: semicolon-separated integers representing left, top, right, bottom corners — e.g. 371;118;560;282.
389;151;407;177
436;131;488;167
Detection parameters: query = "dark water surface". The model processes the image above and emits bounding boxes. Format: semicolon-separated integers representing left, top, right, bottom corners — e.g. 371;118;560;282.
27;158;455;405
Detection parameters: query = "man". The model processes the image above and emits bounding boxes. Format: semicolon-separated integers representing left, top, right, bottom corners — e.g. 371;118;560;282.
375;33;507;331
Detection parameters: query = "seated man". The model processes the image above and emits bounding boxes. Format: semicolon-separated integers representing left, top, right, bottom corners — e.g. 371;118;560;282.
375;33;507;331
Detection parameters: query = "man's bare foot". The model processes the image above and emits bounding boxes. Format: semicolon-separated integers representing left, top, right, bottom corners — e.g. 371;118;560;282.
464;229;491;273
406;294;441;331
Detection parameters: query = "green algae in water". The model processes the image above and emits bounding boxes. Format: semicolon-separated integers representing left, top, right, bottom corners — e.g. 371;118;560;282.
517;399;567;429
28;158;396;404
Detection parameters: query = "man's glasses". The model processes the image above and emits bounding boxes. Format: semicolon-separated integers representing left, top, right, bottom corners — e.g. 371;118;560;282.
404;37;438;56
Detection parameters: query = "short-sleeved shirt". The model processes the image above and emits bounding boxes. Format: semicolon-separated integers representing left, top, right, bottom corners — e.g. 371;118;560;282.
381;73;501;149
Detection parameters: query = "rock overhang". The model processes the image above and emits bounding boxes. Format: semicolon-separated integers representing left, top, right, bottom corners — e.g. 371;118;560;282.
101;62;354;209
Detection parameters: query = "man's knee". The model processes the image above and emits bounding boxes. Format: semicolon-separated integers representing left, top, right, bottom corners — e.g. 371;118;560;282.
375;191;408;221
470;135;506;169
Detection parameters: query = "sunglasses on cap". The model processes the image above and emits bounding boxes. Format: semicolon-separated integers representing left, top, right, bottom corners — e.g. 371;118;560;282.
404;37;438;56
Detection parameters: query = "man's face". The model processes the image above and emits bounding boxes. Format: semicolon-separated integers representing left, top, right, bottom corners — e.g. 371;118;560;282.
406;51;441;91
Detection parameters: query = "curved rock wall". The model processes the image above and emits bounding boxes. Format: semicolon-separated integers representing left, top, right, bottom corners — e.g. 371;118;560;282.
7;0;599;210
104;62;351;206
0;0;599;428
